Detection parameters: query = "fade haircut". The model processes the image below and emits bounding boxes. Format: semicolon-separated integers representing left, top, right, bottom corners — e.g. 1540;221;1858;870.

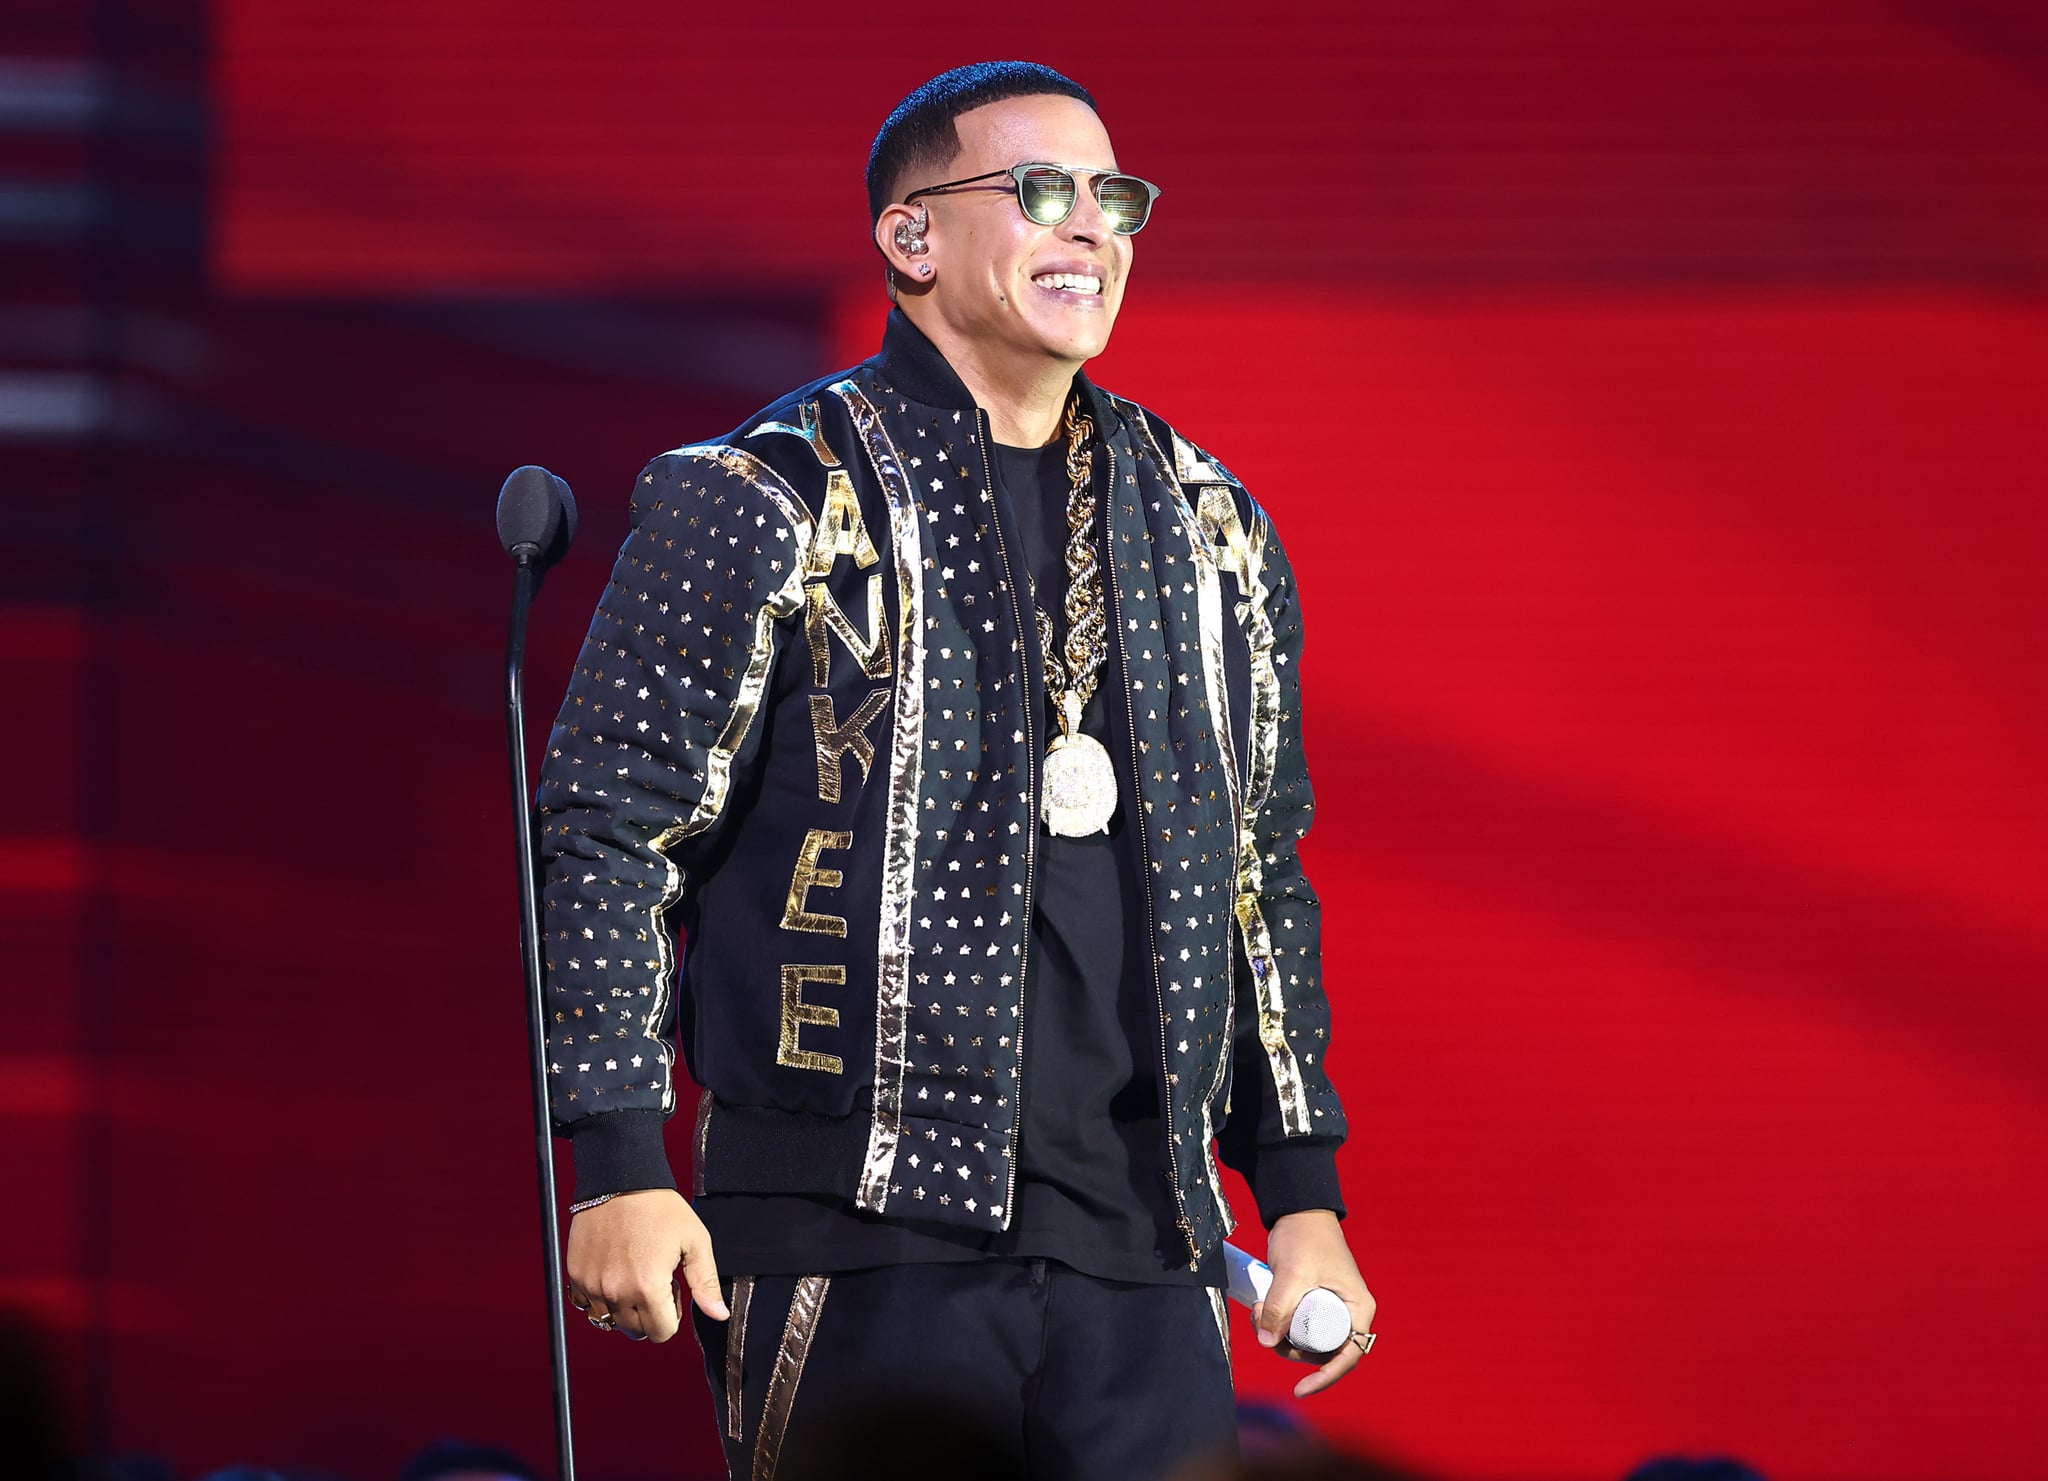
866;62;1098;224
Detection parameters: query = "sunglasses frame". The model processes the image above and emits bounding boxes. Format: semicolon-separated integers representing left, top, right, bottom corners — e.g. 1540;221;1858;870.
901;162;1163;236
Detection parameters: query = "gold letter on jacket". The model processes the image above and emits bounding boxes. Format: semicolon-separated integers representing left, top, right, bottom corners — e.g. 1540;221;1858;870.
810;689;889;803
781;829;853;937
805;574;891;687
779;964;846;1073
803;471;879;578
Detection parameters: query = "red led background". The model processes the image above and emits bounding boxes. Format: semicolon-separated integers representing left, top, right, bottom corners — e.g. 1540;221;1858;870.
219;1;2048;294
1042;290;2048;1481
16;4;2046;1481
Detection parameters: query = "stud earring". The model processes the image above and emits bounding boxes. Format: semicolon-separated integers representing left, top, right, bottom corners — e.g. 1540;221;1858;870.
918;264;932;277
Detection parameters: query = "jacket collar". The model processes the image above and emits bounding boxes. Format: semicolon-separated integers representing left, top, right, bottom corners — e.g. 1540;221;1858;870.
866;306;1123;442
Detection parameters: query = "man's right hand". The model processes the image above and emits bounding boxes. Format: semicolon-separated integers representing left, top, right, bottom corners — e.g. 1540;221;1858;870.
565;1188;729;1343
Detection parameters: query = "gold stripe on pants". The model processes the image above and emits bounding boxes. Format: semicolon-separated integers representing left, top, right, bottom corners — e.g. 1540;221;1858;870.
725;1276;755;1442
752;1275;831;1481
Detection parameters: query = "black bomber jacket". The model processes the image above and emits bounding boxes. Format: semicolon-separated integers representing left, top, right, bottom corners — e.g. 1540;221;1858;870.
537;309;1348;1265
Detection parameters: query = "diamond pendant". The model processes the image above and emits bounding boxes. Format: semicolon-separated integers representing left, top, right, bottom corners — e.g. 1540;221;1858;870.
1041;732;1118;836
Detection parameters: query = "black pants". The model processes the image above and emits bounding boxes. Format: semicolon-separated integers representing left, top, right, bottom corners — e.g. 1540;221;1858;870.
690;1260;1238;1481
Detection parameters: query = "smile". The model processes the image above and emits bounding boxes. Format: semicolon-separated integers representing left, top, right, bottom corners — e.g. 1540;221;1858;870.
1031;272;1102;296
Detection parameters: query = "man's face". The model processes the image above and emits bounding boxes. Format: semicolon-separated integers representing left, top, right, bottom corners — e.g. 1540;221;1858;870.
904;94;1135;376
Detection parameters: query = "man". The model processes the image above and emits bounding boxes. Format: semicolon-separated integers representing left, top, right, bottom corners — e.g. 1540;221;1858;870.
538;61;1375;1481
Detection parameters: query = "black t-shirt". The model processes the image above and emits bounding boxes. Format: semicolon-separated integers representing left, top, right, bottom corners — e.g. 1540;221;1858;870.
693;433;1220;1286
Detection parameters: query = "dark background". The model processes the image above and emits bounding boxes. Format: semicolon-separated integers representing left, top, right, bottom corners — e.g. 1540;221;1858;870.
5;2;2045;1480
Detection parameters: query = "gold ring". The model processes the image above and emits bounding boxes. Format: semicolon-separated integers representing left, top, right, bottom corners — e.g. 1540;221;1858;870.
1350;1330;1376;1354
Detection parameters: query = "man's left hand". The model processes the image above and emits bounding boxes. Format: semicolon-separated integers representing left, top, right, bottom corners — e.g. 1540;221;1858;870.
1252;1208;1376;1398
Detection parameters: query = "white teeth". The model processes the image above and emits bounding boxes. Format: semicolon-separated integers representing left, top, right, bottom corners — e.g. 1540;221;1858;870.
1033;272;1101;295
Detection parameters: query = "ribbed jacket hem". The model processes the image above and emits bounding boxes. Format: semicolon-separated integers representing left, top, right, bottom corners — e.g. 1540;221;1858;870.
565;1107;677;1203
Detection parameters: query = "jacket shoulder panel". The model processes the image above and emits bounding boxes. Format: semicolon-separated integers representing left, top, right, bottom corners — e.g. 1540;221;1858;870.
1101;392;1245;486
1106;394;1280;603
658;365;879;526
1106;393;1268;530
630;443;817;556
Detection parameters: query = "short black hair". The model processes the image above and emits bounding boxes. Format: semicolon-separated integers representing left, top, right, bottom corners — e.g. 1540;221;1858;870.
866;62;1097;224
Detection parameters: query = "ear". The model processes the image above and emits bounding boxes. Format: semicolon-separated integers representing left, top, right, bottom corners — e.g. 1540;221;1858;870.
875;202;935;290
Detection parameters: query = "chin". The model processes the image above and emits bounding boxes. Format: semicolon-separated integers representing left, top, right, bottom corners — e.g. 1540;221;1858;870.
1047;337;1109;365
1028;317;1117;365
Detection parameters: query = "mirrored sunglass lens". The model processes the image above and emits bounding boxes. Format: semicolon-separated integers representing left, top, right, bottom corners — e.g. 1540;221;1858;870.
1096;176;1153;233
1018;167;1077;224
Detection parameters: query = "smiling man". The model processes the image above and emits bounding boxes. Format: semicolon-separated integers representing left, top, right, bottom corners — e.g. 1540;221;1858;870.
538;61;1374;1481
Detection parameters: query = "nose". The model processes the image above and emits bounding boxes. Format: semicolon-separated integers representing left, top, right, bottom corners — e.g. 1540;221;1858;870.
1059;178;1113;246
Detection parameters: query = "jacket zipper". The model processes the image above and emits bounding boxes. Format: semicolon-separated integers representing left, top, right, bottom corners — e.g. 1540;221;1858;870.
1100;435;1200;1267
977;410;1037;1229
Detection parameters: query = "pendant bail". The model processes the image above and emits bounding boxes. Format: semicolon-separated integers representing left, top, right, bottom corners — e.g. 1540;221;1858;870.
1060;690;1082;739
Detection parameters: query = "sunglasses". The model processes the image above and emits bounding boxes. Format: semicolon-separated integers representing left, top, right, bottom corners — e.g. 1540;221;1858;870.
902;162;1163;236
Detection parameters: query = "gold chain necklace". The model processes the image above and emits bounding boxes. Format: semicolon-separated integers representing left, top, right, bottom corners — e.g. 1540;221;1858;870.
1030;395;1118;836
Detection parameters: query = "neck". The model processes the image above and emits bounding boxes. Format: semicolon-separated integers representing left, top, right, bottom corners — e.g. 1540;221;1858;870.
905;309;1078;445
971;366;1072;447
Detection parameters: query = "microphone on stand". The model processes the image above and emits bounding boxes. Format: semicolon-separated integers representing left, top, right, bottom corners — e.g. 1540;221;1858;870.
498;465;579;575
497;465;580;1481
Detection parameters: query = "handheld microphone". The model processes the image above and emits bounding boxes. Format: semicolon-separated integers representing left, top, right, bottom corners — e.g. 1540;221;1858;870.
496;465;579;571
1223;1243;1353;1355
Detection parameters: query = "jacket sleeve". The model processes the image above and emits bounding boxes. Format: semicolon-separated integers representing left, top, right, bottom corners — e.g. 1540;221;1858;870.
1212;498;1351;1226
534;447;810;1203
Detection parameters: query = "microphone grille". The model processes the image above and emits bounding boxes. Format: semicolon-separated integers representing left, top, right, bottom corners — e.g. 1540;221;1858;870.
1289;1289;1351;1355
550;473;579;550
496;465;561;556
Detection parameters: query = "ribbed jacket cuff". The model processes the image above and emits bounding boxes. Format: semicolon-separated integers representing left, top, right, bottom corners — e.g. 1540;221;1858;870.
566;1108;677;1203
1240;1138;1347;1228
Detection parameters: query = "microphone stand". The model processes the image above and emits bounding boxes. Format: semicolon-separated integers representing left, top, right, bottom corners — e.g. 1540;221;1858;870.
505;548;578;1481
